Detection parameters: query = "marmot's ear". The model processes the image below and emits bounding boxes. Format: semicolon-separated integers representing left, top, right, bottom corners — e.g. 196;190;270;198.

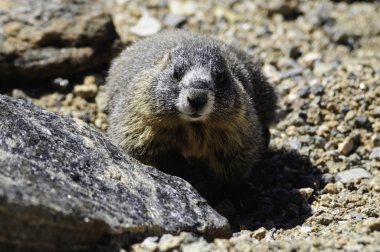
158;51;173;71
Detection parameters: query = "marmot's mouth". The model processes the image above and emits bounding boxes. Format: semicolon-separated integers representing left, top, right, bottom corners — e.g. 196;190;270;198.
190;113;201;118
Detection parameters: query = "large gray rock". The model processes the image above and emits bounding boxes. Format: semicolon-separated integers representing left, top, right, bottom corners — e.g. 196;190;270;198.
0;94;230;251
0;0;118;83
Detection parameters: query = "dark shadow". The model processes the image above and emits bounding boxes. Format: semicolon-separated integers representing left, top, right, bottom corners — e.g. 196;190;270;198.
0;66;110;98
161;148;324;232
226;149;324;232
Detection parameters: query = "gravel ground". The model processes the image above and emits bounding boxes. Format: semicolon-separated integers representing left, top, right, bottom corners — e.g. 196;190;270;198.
2;0;380;251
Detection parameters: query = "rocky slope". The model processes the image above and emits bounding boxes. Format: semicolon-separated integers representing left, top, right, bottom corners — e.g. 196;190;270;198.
1;0;379;251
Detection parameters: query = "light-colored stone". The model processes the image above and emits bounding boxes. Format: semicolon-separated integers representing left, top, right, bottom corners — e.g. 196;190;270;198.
84;75;97;86
369;147;380;160
338;136;355;156
299;226;312;234
369;178;380;192
298;188;314;200
251;227;267;241
73;84;98;99
169;1;198;16
335;168;372;184
324;183;338;194
130;10;161;37
364;218;380;232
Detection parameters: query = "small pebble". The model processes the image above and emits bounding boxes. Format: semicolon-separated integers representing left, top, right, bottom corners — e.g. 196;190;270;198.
335;181;345;192
289;46;302;59
324;183;338;194
369;147;380;160
11;89;31;103
354;115;369;128
310;84;324;95
373;106;380;118
299;226;312;234
143;236;159;243
345;110;356;121
303;52;321;63
338;136;355;156
298;188;314;200
84;75;96;85
371;134;380;146
159;234;174;242
297;86;310;98
365;218;380;232
317;125;329;136
95;90;108;113
288;136;302;149
325;140;338;151
52;77;70;91
348;153;361;164
314;63;335;76
73;84;98;99
369;178;380;192
315;213;334;226
314;136;327;148
278;66;303;80
130;11;161;36
169;1;198;16
340;105;352;114
251;227;267;240
335;168;372;184
164;14;187;27
321;173;334;184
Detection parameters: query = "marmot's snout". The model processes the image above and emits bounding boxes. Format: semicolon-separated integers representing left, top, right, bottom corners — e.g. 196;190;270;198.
187;86;209;110
177;68;215;121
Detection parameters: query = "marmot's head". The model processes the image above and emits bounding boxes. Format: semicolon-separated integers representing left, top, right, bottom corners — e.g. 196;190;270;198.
150;42;238;122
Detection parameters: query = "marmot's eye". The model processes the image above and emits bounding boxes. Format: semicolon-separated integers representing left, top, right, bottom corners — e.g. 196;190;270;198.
216;74;225;84
173;69;181;80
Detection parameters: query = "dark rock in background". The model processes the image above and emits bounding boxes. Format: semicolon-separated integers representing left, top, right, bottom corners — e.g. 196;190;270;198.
0;94;230;251
0;0;118;83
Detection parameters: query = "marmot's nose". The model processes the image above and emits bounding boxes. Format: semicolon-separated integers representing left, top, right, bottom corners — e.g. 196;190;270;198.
187;90;208;110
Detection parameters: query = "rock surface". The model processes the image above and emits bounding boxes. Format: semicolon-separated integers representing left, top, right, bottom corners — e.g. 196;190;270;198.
0;0;118;83
0;94;230;251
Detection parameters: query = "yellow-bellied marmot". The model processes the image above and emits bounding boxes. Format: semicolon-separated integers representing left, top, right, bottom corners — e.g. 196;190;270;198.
106;30;277;182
